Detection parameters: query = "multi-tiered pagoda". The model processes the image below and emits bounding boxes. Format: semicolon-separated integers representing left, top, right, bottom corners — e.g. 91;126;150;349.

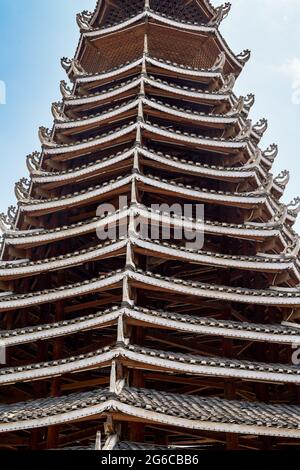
0;0;300;451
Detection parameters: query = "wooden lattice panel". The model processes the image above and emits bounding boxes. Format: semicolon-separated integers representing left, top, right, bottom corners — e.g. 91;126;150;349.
148;23;218;70
150;0;207;23
81;25;145;74
101;0;144;27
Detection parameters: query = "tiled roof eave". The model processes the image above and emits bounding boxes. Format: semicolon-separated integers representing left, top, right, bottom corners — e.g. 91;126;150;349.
0;343;300;386
1;306;299;348
2;206;283;250
0;236;298;281
31;147;261;186
18;173;269;215
2;269;300;312
0;387;299;438
76;10;242;71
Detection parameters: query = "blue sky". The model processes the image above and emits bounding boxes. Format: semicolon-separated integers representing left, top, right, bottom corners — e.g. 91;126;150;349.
0;0;300;229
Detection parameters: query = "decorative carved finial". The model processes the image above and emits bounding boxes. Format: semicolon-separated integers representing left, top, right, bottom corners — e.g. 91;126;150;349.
61;58;86;76
109;360;125;395
133;148;141;173
253;118;268;137
286;236;300;257
15;178;30;201
122;275;134;306
237;49;251;64
273;204;287;224
126;241;136;270
0;213;10;232
8;206;17;223
261;174;273;192
38;127;56;147
274;170;290;189
263;144;278;162
60;80;72;99
287;197;300;217
144;33;149;56
236;119;252;141
51;102;66;122
212;51;226;71
26;151;42;173
0;206;17;231
76;10;93;31
209;3;231;26
227;96;244;116
128;209;138;239
245;93;255;109
220;73;236;93
131;177;139;205
95;431;102;451
248;147;262;165
61;57;72;72
70;60;86;76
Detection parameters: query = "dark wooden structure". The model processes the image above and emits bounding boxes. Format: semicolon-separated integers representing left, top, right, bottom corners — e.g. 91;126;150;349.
0;0;300;450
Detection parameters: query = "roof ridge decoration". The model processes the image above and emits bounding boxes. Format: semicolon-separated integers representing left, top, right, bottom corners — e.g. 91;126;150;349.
14;178;30;202
274;170;290;190
212;51;226;72
287;197;300;218
219;73;236;93
26;151;41;173
253;118;268;137
236;49;251;64
38;126;56;148
60;80;73;98
61;57;86;78
0;206;17;232
51;102;66;122
208;2;231;27
76;10;94;31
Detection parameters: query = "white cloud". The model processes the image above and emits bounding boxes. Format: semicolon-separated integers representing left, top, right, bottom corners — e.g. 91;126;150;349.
279;57;300;82
279;58;300;104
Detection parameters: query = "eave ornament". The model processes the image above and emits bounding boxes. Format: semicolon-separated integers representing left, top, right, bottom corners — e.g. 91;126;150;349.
26;151;42;173
76;10;93;31
212;52;226;71
273;204;288;224
52;102;66;122
287;197;300;218
274;170;290;189
61;58;86;77
253;118;268;137
237;49;251;64
38;127;56;148
60;80;73;98
263;144;278;163
70;60;86;77
208;3;231;27
286;236;300;257
245;93;255;108
236;119;252;141
0;206;17;232
227;96;244;116
15;178;30;201
61;57;72;72
220;73;236;93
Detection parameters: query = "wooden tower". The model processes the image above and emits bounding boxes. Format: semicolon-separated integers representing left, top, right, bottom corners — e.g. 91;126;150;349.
0;0;300;450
